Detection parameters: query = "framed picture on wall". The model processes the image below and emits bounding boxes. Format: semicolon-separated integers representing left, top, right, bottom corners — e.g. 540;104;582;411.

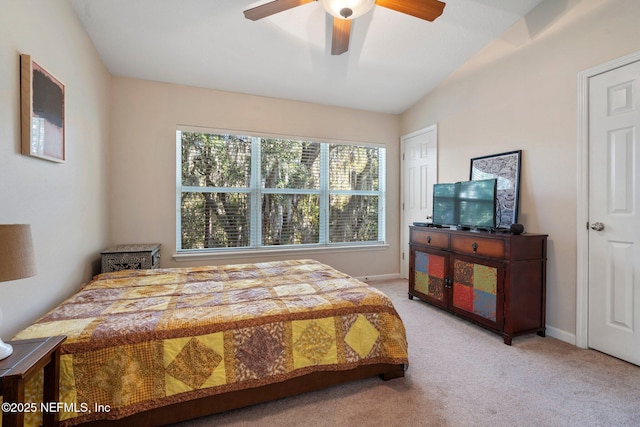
20;54;65;163
470;150;522;229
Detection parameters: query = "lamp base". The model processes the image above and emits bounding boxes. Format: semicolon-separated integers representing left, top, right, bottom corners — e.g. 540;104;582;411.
0;338;13;360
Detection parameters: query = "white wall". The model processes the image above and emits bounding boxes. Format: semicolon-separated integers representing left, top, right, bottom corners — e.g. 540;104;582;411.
401;0;640;341
0;0;111;337
108;77;401;278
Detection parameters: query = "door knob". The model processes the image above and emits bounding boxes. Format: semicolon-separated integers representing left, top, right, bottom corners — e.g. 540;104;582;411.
590;222;605;231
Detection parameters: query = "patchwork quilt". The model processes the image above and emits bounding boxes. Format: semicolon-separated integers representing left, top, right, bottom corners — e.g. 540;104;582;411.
10;259;408;426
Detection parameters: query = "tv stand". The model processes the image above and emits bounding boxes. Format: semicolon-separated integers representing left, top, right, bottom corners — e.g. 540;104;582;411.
408;226;547;345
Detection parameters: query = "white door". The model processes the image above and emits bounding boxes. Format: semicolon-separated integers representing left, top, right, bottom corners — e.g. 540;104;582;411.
588;59;640;365
400;125;437;279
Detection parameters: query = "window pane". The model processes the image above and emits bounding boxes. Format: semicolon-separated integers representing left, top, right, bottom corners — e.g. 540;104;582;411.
262;194;320;245
329;195;379;242
178;130;385;251
182;132;252;188
261;139;320;190
329;145;379;191
181;192;250;249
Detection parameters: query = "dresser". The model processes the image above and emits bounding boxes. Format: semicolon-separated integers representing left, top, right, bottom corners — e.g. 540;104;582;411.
409;226;547;345
101;243;161;273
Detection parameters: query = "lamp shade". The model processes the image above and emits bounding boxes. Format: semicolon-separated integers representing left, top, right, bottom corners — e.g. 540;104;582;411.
0;224;36;282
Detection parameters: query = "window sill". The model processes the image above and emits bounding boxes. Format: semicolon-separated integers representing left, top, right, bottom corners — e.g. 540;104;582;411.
172;243;390;262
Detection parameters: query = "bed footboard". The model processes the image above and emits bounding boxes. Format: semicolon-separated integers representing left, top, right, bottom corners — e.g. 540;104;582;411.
81;363;405;427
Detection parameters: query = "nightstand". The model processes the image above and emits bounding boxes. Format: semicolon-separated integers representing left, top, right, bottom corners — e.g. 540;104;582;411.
101;243;161;273
0;335;66;427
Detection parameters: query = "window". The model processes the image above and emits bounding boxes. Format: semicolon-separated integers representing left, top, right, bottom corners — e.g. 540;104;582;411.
177;129;385;252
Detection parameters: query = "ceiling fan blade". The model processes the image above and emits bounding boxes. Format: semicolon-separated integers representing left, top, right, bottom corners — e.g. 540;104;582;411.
375;0;446;21
331;17;351;55
244;0;315;21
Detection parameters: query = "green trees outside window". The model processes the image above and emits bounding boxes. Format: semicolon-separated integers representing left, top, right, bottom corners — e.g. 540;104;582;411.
178;130;385;251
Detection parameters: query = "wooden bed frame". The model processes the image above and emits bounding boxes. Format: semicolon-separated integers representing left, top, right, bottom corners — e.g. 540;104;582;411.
13;260;408;427
82;363;405;426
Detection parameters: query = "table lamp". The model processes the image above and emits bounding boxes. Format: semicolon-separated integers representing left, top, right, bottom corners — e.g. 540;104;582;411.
0;224;36;360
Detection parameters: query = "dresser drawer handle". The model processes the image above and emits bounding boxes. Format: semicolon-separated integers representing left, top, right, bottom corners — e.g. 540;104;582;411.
427;236;431;244
472;242;478;253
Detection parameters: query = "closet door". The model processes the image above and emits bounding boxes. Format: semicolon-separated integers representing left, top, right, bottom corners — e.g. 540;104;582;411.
401;125;437;279
587;59;640;366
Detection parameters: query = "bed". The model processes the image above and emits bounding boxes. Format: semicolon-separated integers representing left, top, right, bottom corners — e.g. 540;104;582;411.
10;259;408;426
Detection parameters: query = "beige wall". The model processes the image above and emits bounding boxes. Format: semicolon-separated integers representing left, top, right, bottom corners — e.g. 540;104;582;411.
5;0;636;345
108;78;401;278
401;0;640;341
0;0;111;337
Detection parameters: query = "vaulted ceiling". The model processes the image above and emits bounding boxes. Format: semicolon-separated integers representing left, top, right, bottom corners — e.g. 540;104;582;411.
71;0;544;114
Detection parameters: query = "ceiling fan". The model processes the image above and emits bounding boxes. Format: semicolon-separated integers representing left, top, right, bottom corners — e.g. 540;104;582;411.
244;0;446;55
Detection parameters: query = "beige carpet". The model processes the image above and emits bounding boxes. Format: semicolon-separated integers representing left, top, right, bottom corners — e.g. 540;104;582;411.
174;279;640;427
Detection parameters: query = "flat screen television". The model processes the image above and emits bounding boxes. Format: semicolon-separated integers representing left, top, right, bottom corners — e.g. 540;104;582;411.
432;183;457;226
432;179;497;230
458;179;497;229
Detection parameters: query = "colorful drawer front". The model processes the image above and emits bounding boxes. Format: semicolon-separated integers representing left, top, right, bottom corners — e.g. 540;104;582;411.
414;251;446;303
452;259;497;322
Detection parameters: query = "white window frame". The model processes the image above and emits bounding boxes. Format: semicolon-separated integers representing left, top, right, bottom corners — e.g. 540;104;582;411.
175;127;386;258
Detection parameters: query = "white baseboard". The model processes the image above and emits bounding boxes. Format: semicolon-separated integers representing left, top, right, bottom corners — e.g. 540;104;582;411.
355;273;402;282
545;325;576;346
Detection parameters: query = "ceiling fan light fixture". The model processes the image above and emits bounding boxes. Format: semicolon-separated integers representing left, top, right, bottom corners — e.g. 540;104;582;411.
319;0;375;20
